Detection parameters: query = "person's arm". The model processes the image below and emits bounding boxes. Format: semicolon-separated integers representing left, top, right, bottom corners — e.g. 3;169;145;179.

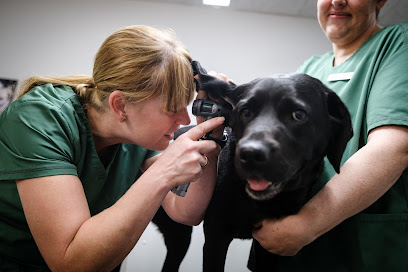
17;117;223;272
17;173;168;272
142;138;219;226
160;138;220;225
145;117;222;226
252;125;408;256
158;71;229;225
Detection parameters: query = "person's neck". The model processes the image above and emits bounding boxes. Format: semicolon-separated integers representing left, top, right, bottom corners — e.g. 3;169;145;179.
86;106;119;153
332;24;382;66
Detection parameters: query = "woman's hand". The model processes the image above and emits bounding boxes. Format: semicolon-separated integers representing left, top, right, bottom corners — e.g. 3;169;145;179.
149;116;224;190
153;116;224;224
252;214;316;256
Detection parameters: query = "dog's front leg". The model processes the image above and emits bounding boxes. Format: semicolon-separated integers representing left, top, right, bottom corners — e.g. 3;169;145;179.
202;220;234;272
202;237;232;272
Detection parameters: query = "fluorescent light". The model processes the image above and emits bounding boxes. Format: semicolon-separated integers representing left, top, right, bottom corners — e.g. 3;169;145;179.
203;0;231;7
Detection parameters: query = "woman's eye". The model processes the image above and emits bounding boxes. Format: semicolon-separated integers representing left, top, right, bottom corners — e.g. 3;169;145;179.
292;110;307;121
240;108;252;119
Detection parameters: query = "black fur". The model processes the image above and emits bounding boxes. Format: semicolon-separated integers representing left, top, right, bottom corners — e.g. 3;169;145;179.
151;207;192;272
153;62;353;271
198;68;352;271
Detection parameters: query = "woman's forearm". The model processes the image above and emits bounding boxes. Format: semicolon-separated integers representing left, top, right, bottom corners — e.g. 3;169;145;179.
301;126;408;242
18;172;170;272
163;148;219;225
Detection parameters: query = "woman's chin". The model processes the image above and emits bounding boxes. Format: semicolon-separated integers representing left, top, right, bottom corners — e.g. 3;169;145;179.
153;140;171;151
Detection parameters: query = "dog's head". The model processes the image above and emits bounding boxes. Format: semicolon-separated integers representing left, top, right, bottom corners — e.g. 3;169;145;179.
192;61;353;201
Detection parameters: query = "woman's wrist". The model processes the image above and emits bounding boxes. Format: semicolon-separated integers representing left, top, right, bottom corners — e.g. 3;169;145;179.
296;192;338;246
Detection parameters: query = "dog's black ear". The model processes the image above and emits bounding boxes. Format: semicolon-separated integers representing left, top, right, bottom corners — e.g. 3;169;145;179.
192;60;207;76
199;75;239;105
191;61;240;107
325;90;353;173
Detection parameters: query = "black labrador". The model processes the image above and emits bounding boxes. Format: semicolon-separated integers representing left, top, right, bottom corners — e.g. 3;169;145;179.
152;62;353;271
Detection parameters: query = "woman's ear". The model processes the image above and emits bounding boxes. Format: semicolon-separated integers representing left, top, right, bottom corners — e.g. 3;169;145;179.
109;91;127;122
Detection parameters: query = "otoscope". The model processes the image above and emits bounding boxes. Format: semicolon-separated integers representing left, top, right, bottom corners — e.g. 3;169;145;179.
170;99;229;197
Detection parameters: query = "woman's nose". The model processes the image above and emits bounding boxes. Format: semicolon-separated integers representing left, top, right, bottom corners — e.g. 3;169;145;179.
332;0;346;7
177;107;191;125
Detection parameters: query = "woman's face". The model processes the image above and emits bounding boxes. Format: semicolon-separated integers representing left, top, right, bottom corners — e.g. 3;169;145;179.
125;95;191;151
317;0;384;45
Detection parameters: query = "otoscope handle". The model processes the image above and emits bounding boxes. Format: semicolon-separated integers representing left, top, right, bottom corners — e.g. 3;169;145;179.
171;183;190;197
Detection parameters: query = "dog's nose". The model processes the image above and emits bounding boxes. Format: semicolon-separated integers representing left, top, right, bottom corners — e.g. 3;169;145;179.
238;141;269;165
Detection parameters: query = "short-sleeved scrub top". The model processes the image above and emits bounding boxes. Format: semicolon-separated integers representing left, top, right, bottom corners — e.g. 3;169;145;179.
0;83;161;270
250;23;408;271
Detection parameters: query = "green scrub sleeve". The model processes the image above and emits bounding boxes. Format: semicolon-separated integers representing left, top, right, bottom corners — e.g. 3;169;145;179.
366;45;408;131
0;100;78;180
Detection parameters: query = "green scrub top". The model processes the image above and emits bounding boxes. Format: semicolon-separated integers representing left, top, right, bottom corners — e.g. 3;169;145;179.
0;83;161;269
250;23;408;271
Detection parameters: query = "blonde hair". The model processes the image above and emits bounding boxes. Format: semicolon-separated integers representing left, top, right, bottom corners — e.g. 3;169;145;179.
18;25;195;112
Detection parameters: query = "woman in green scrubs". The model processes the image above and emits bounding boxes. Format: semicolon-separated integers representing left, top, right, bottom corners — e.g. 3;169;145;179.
0;25;225;271
251;0;408;271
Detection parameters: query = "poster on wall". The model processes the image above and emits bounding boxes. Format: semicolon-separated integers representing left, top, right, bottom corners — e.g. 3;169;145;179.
0;78;18;113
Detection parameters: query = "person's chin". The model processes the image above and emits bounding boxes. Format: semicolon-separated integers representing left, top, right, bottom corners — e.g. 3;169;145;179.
153;140;171;151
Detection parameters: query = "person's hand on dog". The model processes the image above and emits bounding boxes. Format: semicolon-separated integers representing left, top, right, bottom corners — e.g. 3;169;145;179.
195;71;229;100
149;116;224;189
252;213;316;256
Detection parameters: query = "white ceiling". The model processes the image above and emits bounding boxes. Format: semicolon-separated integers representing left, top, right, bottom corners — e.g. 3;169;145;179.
133;0;408;27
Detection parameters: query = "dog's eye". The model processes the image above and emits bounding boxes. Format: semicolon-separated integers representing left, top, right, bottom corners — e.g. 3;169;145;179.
292;110;307;121
240;108;252;119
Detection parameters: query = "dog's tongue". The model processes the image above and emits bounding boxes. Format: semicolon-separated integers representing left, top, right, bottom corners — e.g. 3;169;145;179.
247;177;271;191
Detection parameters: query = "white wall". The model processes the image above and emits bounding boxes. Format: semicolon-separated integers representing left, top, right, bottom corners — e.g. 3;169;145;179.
0;1;331;271
0;0;331;83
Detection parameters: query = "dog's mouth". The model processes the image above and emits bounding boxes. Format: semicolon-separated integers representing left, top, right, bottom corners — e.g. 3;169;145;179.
247;176;272;191
245;176;283;201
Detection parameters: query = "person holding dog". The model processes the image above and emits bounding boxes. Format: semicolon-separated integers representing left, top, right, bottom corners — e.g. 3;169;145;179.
251;0;408;270
0;25;225;271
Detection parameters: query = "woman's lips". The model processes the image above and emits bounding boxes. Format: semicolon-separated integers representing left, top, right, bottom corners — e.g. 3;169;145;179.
164;132;174;140
329;11;351;18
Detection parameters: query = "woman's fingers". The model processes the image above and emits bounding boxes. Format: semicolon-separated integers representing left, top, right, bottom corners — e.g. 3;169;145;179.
184;117;225;141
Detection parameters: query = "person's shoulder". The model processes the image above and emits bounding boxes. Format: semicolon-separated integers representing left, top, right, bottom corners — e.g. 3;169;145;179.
378;23;408;42
2;83;85;138
15;83;84;121
385;22;408;31
18;83;77;107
